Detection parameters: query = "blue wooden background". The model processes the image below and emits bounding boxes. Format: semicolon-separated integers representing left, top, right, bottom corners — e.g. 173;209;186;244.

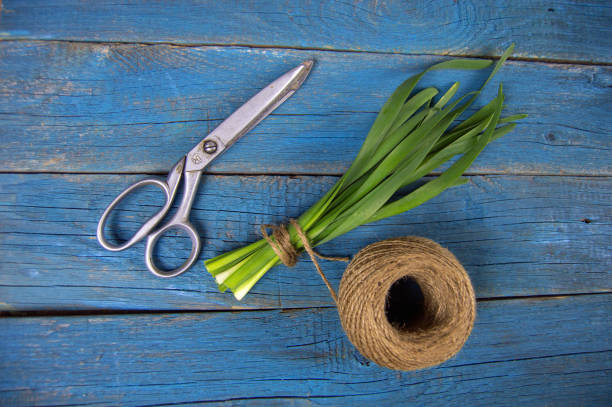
0;1;610;405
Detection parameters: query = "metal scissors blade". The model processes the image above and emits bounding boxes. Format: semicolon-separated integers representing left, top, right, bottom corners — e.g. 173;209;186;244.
97;60;314;278
185;60;314;173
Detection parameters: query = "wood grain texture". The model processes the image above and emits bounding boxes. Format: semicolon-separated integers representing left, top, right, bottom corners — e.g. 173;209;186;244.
1;0;611;63
0;295;609;406
0;42;610;175
1;173;609;311
0;2;609;404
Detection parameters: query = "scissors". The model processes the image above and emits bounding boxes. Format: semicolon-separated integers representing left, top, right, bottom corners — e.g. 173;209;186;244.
97;61;314;278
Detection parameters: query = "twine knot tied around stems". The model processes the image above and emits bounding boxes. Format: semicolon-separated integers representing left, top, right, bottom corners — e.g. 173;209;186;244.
260;219;348;303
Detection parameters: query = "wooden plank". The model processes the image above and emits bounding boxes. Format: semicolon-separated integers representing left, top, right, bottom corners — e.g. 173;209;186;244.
0;0;611;63
0;295;609;405
0;42;610;176
1;173;609;311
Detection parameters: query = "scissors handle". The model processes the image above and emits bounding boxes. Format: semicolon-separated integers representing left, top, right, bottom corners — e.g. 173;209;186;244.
97;177;176;252
97;158;184;252
97;158;203;277
145;217;201;278
144;169;202;278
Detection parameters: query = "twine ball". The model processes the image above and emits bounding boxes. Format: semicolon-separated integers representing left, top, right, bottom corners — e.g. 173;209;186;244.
337;237;476;371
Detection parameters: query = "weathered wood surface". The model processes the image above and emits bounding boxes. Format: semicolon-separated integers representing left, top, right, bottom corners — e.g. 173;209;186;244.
1;173;609;311
1;0;611;63
0;294;609;406
1;42;610;175
1;2;610;404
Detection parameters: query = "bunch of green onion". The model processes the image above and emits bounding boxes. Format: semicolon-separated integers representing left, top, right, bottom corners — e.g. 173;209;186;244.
205;45;526;300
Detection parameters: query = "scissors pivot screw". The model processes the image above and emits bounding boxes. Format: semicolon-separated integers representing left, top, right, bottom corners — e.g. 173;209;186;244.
202;140;218;154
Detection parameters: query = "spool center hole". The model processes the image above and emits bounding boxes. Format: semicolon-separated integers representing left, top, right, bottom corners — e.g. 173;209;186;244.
385;276;426;331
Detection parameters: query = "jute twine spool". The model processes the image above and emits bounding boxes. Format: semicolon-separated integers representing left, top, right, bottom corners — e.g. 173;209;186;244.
262;220;476;371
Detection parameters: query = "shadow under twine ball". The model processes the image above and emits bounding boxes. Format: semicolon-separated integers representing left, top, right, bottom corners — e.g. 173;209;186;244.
337;237;476;371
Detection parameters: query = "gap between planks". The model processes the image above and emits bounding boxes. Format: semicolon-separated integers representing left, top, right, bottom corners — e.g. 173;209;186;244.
1;171;611;178
0;38;610;68
1;292;609;318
